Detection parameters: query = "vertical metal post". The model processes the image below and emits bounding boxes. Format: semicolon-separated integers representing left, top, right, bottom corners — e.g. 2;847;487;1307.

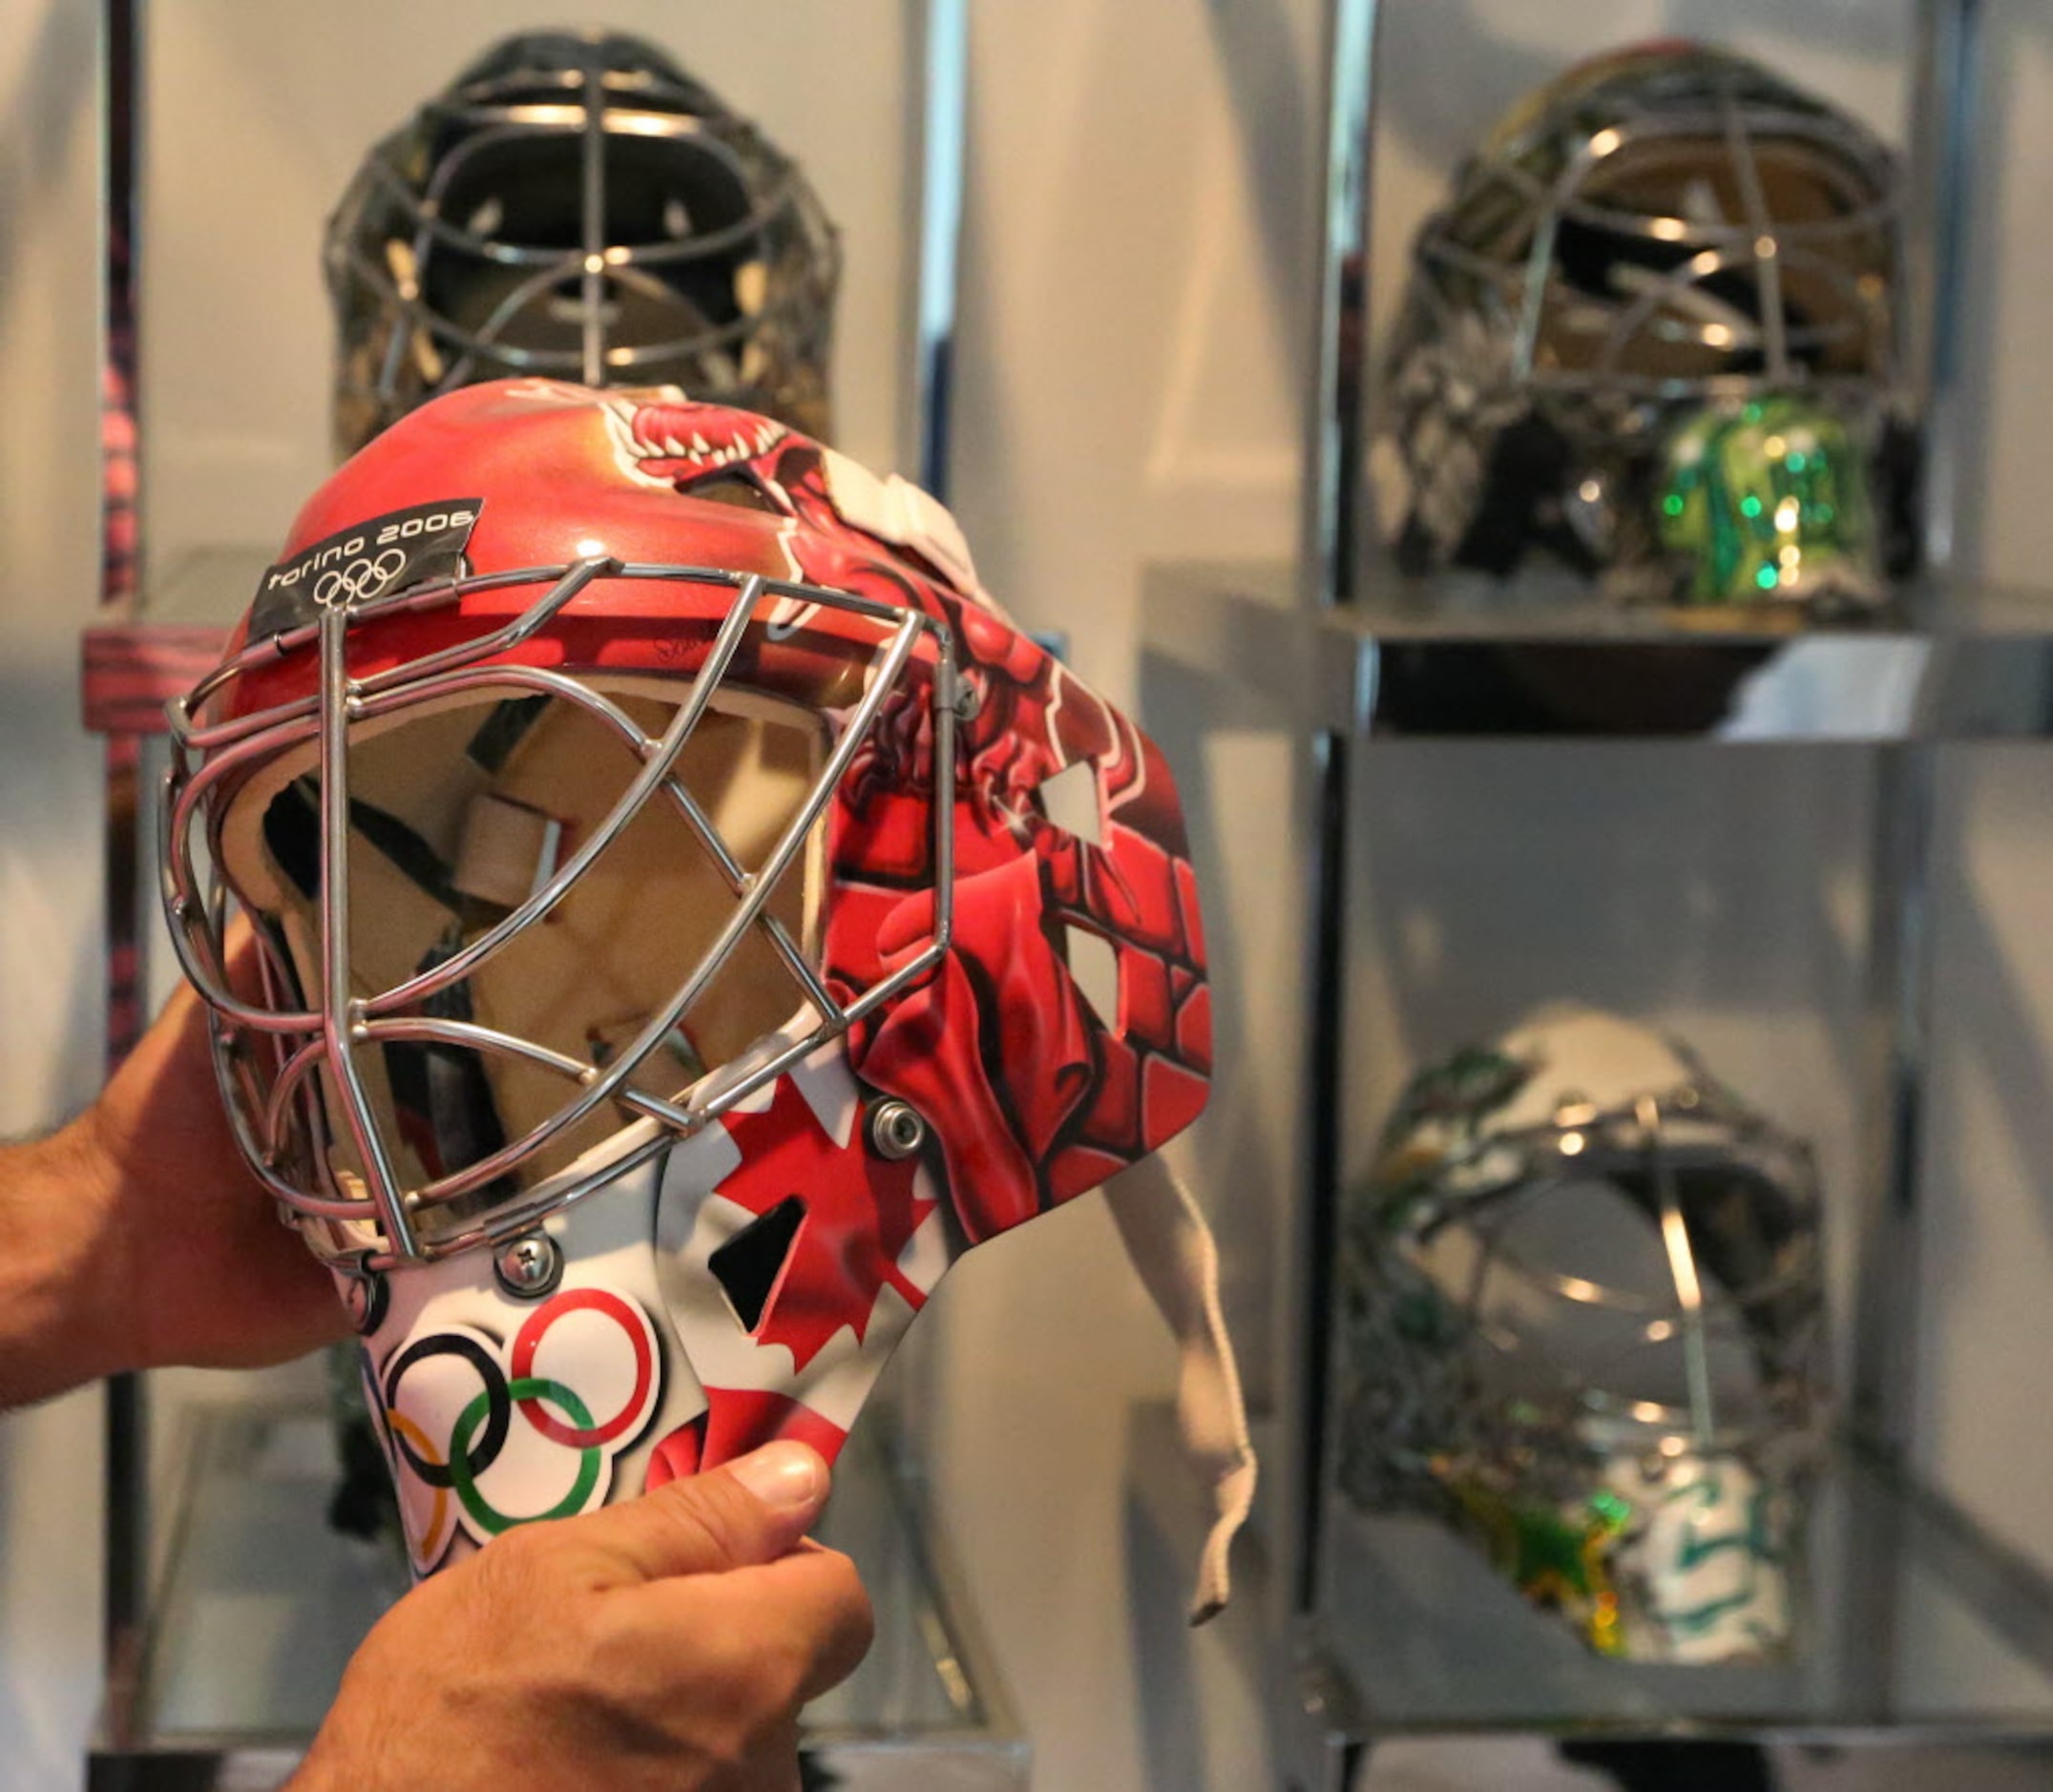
911;0;969;502
100;0;149;1748
101;744;146;1752
1837;0;1980;1721
1301;0;1378;615
103;0;139;615
1840;739;1938;1721
1901;0;1983;581
1289;0;1379;1628
1852;745;1939;1456
1284;2;1380;1771
1293;729;1349;1620
883;0;970;1490
576;41;608;388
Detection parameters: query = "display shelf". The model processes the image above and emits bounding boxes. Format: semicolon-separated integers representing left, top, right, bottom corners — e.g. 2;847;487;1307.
1142;561;2053;742
88;1401;1025;1790
1269;1439;2053;1792
81;548;267;736
1130;1402;2053;1784
1315;1435;2053;1740
1155;4;2041;1780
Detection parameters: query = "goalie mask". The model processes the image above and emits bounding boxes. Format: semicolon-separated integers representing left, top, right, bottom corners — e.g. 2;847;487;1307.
1335;1006;1826;1663
163;380;1250;1599
1374;40;1913;609
325;30;839;456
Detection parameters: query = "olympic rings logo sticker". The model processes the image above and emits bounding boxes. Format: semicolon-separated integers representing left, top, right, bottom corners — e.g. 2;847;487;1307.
372;1286;665;1569
311;547;408;610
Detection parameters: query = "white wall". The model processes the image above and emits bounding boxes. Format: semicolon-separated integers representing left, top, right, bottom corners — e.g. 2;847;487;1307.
918;4;1323;1788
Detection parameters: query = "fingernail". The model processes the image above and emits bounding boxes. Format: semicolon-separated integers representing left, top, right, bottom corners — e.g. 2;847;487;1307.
727;1441;828;1514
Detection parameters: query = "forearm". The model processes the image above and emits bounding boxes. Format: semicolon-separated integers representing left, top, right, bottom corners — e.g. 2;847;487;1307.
0;1115;125;1409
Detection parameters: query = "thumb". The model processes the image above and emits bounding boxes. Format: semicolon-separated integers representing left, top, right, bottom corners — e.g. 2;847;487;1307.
560;1440;832;1587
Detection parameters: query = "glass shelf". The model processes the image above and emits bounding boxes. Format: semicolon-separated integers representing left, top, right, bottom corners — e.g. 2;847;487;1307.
1315;1434;2053;1740
1142;561;2053;741
88;1400;1025;1790
1128;1400;2053;1780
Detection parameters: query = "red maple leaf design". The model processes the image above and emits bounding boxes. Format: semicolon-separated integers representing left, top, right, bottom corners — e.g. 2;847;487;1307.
715;1078;936;1372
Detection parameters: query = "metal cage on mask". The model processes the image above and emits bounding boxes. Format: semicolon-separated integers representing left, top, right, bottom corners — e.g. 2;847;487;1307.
162;554;958;1272
1339;1039;1826;1659
325;33;840;451
1379;1087;1822;1445
1413;53;1900;402
1379;44;1908;592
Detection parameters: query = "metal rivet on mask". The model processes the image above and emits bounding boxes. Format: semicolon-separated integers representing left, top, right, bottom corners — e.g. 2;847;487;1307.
493;1232;564;1301
867;1099;928;1161
342;1268;388;1337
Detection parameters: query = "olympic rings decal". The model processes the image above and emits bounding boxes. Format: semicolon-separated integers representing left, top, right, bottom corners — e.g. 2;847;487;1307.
385;1332;510;1490
450;1378;602;1533
312;547;407;610
377;1284;664;1554
384;1407;453;1562
512;1287;655;1449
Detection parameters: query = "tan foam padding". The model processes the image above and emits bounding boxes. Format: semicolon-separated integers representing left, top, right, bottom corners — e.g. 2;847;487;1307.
222;677;826;1198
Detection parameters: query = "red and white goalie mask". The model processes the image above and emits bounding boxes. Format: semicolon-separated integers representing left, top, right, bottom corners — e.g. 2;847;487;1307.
163;379;1251;1611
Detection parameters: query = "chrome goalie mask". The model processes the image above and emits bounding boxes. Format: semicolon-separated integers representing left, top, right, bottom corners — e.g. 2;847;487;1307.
1334;1007;1826;1663
325;30;840;456
1374;40;1915;609
163;381;1252;1601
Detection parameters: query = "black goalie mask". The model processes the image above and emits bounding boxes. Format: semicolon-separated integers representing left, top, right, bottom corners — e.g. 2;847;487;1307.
325;30;840;456
1373;40;1916;608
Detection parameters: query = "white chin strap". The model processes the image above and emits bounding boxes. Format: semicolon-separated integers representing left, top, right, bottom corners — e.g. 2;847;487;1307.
1103;1154;1258;1625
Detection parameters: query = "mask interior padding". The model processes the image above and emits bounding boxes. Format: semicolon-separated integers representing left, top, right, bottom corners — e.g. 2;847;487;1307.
226;680;825;1220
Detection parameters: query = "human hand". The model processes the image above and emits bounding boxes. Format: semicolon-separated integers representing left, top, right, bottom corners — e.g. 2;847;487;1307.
0;964;347;1408
289;1441;871;1792
72;966;346;1375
